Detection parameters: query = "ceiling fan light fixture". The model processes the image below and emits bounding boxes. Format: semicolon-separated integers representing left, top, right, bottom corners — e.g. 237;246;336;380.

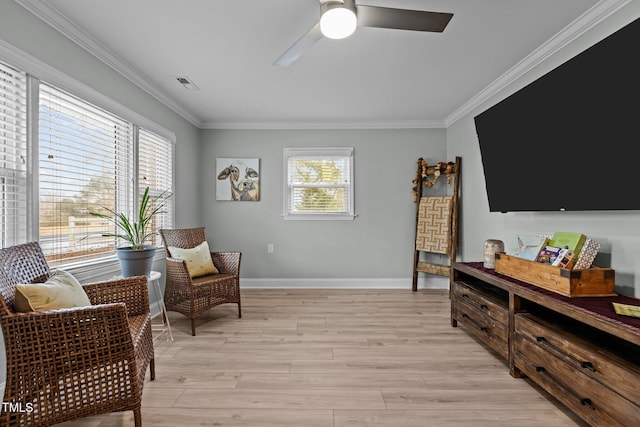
320;1;357;39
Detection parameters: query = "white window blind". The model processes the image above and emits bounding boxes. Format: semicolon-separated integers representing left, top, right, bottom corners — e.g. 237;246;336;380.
38;82;134;265
0;62;28;247
138;127;173;247
283;147;354;220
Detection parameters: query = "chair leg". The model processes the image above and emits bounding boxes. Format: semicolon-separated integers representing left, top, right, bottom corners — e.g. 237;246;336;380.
237;301;242;318
134;407;142;427
191;319;196;336
150;358;155;381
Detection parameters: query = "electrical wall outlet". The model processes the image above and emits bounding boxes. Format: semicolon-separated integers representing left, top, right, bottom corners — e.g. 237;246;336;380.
267;243;274;253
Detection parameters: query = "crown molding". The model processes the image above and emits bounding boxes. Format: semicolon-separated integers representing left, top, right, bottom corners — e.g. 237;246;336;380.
14;0;203;128
444;0;631;127
201;119;446;130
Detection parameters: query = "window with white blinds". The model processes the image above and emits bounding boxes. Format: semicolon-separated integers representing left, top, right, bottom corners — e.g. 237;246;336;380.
39;82;134;264
0;62;28;247
138;127;173;247
283;147;354;220
0;58;175;265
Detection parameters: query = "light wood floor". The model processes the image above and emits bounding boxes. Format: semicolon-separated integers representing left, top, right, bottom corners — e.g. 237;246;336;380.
59;289;586;427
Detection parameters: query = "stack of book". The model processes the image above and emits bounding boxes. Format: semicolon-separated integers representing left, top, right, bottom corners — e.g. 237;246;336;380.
512;232;600;269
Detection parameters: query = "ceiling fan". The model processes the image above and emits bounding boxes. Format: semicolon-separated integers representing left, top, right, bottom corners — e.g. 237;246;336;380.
274;0;454;67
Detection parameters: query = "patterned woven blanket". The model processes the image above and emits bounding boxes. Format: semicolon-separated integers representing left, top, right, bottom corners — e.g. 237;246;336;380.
415;196;453;254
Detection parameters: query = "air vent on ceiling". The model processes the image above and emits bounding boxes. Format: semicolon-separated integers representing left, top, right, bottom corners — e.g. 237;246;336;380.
175;76;199;91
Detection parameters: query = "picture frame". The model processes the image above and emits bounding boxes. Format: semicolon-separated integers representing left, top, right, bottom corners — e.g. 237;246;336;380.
216;158;260;201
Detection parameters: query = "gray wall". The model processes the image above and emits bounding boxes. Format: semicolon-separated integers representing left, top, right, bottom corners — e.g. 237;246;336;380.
200;128;446;282
448;1;640;298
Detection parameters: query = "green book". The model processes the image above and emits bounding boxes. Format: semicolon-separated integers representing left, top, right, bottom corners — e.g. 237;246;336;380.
549;232;587;261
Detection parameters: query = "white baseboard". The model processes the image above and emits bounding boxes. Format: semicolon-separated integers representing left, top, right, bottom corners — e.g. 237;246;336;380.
240;277;449;289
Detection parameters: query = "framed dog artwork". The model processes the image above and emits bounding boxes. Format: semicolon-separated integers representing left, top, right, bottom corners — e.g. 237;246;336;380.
216;158;260;201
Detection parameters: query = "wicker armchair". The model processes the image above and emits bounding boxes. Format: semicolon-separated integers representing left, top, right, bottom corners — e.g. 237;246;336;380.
0;242;154;427
160;227;241;336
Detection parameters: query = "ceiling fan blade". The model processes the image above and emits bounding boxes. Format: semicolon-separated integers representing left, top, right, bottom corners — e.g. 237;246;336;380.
356;6;453;33
273;22;323;67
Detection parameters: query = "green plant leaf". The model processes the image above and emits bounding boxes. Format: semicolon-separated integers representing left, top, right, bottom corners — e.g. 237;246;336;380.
89;186;172;250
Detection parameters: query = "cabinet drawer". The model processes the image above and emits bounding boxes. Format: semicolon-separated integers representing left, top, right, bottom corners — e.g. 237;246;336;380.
453;298;508;359
455;297;508;342
514;337;639;427
452;280;508;325
515;313;640;405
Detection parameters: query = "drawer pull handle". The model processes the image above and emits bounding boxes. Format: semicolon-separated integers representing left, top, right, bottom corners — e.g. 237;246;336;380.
536;337;597;373
581;361;596;372
461;292;490;311
461;313;488;334
581;398;595;410
532;363;594;411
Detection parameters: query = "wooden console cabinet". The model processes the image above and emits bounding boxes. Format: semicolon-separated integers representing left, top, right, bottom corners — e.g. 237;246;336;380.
452;262;640;426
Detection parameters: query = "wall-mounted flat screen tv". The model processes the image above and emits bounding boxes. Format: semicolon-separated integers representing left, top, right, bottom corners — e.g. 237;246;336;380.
474;17;639;212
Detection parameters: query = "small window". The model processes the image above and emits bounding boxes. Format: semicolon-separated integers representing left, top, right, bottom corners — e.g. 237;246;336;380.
283;147;354;220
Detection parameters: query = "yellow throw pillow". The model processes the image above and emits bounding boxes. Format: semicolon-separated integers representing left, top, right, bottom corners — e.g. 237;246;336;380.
14;270;92;312
168;240;219;278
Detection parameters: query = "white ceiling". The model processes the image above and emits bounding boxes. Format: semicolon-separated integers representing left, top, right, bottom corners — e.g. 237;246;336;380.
17;0;610;129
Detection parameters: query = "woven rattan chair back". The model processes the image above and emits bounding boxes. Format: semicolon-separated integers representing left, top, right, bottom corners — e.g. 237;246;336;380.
160;227;242;335
161;226;207;253
0;242;51;316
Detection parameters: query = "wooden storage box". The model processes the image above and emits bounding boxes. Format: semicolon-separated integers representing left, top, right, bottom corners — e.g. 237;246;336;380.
494;253;616;297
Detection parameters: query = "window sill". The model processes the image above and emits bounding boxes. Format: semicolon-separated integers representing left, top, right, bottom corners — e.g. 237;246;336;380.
282;213;356;221
51;247;166;283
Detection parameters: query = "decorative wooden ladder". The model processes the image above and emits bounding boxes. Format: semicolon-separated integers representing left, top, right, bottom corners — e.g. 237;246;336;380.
411;156;461;292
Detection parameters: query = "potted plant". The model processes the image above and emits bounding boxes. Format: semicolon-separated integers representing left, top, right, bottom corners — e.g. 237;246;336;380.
91;186;171;277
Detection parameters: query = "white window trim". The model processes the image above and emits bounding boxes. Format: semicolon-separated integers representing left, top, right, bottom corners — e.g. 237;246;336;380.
283;146;355;221
0;40;175;273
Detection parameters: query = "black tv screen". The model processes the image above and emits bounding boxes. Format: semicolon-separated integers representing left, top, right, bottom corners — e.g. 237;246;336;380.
474;17;639;212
